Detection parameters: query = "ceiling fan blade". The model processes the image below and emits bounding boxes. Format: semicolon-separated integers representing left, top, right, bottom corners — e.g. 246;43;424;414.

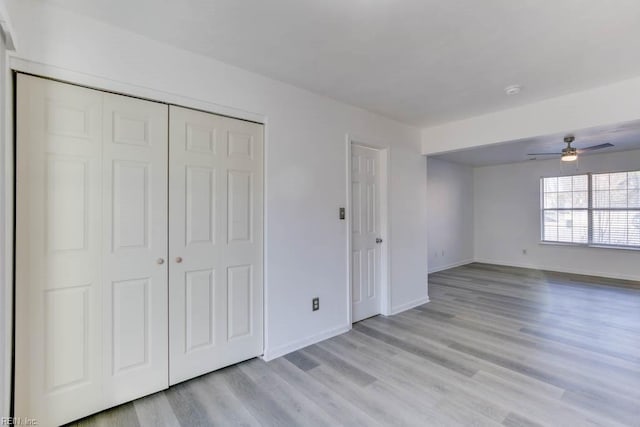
578;143;614;152
527;152;561;156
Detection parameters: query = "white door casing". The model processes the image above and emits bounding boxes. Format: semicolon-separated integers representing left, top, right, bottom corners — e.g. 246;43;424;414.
351;144;382;322
168;106;264;385
15;75;170;426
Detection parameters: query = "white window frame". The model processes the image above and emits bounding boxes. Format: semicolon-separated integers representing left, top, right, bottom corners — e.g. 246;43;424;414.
540;169;640;250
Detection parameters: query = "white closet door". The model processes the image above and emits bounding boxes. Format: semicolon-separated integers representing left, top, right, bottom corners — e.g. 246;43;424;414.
15;75;169;426
102;93;169;405
168;105;264;385
15;75;104;426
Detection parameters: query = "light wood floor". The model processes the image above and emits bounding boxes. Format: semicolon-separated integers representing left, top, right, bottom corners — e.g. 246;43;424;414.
69;263;640;427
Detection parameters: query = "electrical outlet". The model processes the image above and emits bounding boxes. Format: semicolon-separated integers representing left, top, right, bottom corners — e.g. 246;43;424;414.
522;249;527;255
312;297;319;311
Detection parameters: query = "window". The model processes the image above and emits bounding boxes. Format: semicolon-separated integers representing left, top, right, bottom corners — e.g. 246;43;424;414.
541;175;588;244
592;171;640;247
541;170;640;249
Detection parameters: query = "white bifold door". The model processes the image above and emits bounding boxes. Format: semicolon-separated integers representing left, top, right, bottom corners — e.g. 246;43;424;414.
15;74;169;426
168;106;264;385
101;92;169;403
15;75;264;426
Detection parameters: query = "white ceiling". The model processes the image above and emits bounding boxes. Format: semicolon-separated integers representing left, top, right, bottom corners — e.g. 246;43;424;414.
431;120;640;167
36;0;640;126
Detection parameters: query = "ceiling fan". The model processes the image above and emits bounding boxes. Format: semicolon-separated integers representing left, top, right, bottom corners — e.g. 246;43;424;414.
527;136;614;162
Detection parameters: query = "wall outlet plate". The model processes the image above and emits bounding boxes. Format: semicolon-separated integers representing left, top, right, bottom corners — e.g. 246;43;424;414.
339;207;345;220
312;297;319;311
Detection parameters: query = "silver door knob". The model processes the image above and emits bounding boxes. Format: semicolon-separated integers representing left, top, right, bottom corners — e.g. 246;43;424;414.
157;258;165;265
376;238;383;244
175;257;183;263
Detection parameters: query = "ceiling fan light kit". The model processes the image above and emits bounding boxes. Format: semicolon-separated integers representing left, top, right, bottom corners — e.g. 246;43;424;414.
561;136;578;161
527;135;613;162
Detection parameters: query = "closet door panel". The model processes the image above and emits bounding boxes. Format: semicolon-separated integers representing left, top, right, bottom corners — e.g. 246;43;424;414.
169;106;263;385
102;93;169;405
222;117;263;361
168;106;223;384
16;75;104;426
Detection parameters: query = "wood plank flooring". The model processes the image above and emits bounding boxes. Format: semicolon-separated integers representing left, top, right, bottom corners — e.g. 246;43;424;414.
68;263;640;427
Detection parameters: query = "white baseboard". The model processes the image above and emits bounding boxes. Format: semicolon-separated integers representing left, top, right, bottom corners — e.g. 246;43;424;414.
390;295;430;315
428;259;474;274
263;294;432;361
261;324;351;361
473;258;640;282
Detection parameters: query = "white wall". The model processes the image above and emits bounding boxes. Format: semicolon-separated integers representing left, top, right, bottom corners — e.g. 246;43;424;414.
4;0;429;361
421;75;640;155
474;149;640;281
427;158;473;273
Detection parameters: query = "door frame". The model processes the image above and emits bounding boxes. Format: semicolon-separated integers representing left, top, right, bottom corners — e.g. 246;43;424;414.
345;135;391;324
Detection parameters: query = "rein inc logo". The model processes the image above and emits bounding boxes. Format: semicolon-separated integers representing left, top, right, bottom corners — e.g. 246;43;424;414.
1;418;38;425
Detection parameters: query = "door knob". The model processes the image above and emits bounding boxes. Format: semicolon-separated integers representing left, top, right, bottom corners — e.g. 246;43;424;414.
376;238;383;244
175;257;183;263
157;258;165;265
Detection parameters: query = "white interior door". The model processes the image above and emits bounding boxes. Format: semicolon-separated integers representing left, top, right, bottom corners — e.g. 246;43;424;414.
351;144;382;322
16;74;104;427
101;93;169;405
15;74;169;426
168;105;264;385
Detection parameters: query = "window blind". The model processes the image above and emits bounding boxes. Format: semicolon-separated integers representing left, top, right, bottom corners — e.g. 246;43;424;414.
540;170;640;249
591;171;640;247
